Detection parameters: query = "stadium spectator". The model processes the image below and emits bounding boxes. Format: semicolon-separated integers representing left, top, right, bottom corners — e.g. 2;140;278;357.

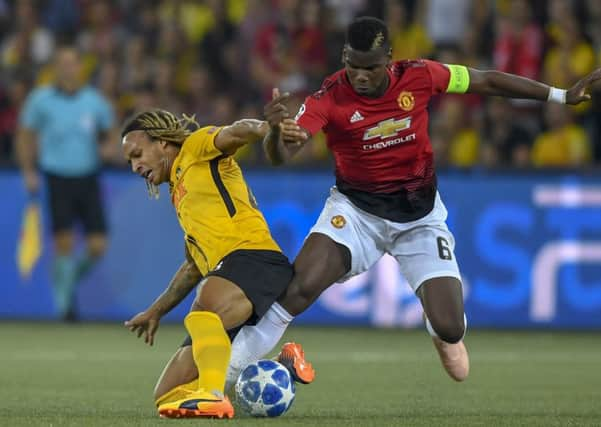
425;0;471;46
0;74;30;164
531;103;592;167
0;0;600;168
1;0;55;72
385;0;433;61
431;97;481;168
480;97;533;168
120;35;153;93
543;11;596;117
251;0;326;100
199;0;240;88
493;0;543;80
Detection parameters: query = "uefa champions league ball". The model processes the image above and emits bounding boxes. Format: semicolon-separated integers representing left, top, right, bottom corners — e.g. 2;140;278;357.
235;360;296;417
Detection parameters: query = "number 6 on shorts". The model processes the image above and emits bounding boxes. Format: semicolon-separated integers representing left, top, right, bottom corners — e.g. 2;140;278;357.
437;236;452;260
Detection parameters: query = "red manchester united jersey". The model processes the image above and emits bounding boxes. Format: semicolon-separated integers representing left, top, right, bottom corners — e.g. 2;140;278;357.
295;59;452;222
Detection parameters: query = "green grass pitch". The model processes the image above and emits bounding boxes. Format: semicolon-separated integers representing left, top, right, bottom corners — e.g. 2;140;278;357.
0;323;600;426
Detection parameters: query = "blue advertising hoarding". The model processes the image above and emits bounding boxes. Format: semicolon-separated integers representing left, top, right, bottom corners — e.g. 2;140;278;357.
0;170;600;328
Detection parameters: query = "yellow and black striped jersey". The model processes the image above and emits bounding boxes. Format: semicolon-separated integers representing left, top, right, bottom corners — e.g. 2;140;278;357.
169;126;281;275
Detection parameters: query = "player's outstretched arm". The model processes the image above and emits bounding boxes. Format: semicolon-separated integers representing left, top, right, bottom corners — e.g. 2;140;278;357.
466;67;601;105
124;246;202;346
214;118;270;155
263;88;308;166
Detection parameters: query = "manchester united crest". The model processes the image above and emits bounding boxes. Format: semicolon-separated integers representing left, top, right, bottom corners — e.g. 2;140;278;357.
331;215;346;229
397;91;415;111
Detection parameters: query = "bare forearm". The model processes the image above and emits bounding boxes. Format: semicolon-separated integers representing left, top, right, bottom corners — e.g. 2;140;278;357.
262;125;307;165
215;119;270;154
468;69;550;100
262;126;288;166
229;119;270;146
147;260;202;317
262;88;308;164
16;128;37;174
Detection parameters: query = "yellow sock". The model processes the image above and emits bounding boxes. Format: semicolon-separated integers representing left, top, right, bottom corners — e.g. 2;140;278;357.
184;311;231;395
154;378;198;407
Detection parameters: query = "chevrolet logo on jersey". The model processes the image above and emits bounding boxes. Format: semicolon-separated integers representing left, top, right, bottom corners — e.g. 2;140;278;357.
363;117;412;140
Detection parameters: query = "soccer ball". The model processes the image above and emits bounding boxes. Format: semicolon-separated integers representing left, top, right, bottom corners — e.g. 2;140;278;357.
235;359;296;417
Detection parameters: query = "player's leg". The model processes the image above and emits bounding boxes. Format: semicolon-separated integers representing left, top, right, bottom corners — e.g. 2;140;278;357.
153;345;197;406
189;276;253;392
278;233;351;316
155;305;314;405
155;322;295;407
418;276;465;343
389;194;469;381
237;189;383;387
223;233;347;384
418;276;469;381
158;276;250;418
155;328;244;406
278;188;385;316
206;250;314;389
221;188;390;384
224;302;315;389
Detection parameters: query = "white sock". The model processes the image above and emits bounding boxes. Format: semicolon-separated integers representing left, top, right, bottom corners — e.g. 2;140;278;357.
225;302;294;390
425;313;468;341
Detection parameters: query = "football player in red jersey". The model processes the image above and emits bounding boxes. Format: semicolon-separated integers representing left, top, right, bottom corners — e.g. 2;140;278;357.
261;16;601;382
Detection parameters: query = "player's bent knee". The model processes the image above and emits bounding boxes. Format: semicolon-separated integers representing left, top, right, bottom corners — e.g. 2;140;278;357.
220;296;253;329
191;290;252;330
432;320;465;344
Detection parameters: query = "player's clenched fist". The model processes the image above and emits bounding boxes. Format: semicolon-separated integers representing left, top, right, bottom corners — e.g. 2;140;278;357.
264;88;291;128
280;119;307;145
124;310;161;346
264;88;308;145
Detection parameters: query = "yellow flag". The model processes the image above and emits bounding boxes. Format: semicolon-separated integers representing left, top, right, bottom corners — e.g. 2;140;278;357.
17;202;42;279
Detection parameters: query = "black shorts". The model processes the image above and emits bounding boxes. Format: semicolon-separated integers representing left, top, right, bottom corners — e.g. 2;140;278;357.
45;173;107;234
180;249;293;347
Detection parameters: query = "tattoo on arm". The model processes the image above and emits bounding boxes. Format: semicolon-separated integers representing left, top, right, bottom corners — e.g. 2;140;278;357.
216;119;269;154
148;250;202;316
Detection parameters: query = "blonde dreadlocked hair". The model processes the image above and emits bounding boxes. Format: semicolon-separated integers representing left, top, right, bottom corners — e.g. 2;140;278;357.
121;109;199;146
121;109;199;200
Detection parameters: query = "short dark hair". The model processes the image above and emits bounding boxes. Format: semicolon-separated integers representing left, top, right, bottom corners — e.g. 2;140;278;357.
345;17;390;52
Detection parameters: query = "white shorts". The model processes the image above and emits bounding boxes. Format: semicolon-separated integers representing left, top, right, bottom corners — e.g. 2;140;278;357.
309;187;461;292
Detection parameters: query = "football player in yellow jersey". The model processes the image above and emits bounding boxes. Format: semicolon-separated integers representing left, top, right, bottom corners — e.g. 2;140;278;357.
120;106;314;419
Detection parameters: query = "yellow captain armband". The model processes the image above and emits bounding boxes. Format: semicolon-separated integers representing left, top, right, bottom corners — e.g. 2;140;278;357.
445;64;470;94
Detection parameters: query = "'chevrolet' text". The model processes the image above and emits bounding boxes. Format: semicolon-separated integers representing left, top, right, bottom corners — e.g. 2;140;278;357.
362;133;416;151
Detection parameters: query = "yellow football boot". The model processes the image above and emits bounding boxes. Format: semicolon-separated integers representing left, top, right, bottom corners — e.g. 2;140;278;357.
158;389;234;419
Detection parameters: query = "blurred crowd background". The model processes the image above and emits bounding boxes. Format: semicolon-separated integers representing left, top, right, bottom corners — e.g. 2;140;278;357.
1;0;601;169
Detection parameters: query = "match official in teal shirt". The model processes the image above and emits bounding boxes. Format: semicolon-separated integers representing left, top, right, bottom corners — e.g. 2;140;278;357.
16;45;117;321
